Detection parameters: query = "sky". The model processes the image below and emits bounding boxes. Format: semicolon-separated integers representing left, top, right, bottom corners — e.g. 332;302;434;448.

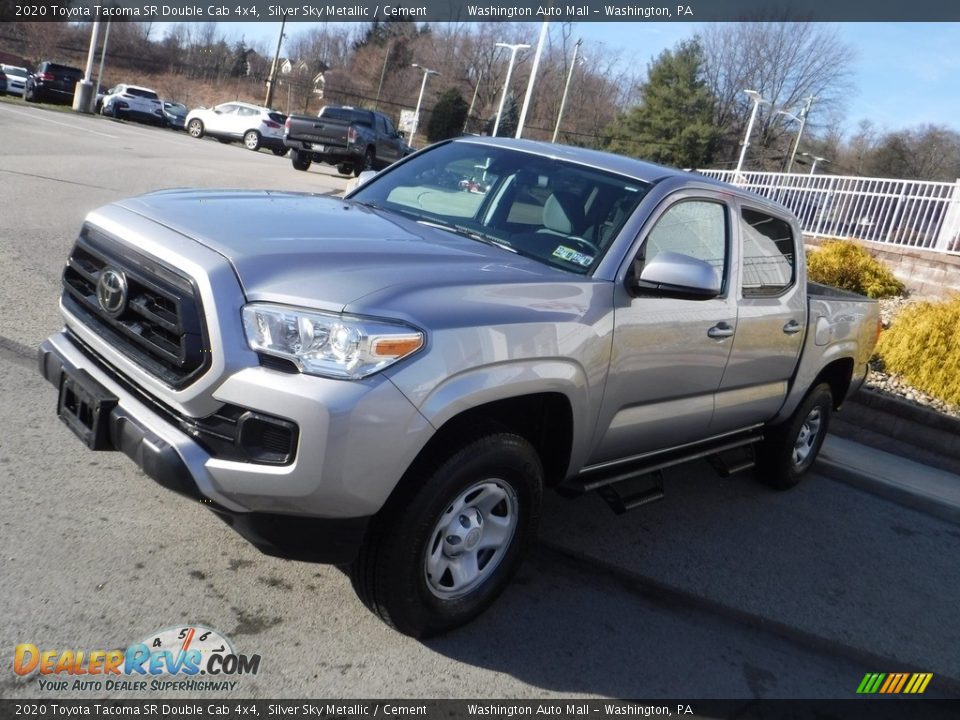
151;21;960;137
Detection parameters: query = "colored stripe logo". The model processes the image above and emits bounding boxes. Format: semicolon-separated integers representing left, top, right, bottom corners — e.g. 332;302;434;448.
857;672;933;694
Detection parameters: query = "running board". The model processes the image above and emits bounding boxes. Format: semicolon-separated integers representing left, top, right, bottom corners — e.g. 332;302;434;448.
559;432;764;514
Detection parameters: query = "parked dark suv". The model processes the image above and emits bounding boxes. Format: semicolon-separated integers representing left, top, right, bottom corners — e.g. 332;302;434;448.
25;61;84;104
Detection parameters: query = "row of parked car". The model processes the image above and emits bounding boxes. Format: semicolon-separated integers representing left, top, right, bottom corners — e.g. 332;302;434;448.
3;60;289;155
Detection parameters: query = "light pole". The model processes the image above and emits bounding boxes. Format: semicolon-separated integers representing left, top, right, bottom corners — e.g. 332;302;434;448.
775;109;801;173
464;68;482;134
516;21;549;138
410;64;439;148
264;12;287;109
552;38;582;143
734;89;770;175
780;95;816;173
802;153;829;175
492;42;529;137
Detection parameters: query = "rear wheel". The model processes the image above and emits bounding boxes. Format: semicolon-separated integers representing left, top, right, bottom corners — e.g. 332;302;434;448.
291;149;311;171
336;163;353;176
756;383;833;490
243;130;261;151
350;432;542;638
25;86;38;102
271;147;288;157
354;147;375;177
187;119;204;138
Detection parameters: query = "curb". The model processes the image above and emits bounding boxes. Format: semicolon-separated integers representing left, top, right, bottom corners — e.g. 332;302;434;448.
816;454;960;526
835;390;960;476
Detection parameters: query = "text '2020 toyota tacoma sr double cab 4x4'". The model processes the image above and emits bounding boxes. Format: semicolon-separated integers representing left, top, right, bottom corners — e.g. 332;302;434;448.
40;138;880;637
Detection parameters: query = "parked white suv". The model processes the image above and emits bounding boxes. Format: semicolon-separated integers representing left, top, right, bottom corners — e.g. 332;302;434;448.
100;84;165;126
1;64;28;96
185;101;288;154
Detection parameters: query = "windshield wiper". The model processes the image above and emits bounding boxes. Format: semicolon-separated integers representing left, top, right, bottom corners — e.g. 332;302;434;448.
417;219;517;254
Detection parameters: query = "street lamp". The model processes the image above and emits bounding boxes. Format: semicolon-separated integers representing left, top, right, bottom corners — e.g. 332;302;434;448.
802;153;829;175
734;89;770;175
778;94;816;173
410;64;439;148
492;42;529;137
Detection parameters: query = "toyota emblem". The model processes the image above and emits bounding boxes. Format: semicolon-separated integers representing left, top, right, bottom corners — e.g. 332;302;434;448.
96;268;128;316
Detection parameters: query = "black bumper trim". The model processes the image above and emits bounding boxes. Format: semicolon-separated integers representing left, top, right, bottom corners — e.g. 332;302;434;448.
39;338;369;565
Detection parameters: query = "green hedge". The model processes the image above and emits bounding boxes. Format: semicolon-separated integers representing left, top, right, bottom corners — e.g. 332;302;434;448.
806;239;905;299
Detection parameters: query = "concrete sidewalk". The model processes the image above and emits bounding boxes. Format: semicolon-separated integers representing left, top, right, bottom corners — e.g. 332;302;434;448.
818;434;960;524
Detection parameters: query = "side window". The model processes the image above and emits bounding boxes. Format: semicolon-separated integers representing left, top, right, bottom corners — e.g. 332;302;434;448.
375;115;386;134
383;116;397;136
740;207;795;296
643;200;727;287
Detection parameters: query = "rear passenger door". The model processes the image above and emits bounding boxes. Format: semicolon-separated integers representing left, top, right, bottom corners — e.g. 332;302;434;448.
710;204;805;434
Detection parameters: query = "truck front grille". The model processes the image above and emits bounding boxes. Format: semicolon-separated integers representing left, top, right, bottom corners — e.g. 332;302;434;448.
61;226;210;388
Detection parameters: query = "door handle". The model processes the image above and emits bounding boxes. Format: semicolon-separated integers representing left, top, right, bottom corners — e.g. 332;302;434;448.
707;322;735;339
783;320;802;335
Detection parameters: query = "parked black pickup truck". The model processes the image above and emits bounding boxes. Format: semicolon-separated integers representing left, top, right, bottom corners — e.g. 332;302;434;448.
283;105;412;176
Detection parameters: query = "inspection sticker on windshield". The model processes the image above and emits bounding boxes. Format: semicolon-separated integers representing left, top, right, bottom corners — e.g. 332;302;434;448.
552;245;594;267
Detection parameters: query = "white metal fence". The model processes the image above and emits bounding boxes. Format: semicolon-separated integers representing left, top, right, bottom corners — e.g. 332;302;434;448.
695;170;960;254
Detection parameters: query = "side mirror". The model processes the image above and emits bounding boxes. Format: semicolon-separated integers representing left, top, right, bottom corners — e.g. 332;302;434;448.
630;250;721;299
397;130;406;139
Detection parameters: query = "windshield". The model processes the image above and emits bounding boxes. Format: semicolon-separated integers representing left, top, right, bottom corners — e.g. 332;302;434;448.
350;141;651;275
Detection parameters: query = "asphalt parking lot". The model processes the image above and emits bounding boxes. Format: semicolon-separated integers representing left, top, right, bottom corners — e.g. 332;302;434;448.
2;100;959;701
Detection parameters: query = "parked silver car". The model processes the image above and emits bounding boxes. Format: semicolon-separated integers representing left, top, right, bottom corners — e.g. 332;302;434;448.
185;101;288;154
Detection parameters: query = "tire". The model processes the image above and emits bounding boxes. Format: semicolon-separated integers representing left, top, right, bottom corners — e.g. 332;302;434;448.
336;163;353;176
243;130;261;151
271;147;288;157
187;119;204;138
351;432;543;638
354;148;375;177
25;86;38;103
756;383;833;490
290;149;311;171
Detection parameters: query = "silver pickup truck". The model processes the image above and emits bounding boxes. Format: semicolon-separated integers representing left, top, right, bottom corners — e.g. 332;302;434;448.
39;138;879;637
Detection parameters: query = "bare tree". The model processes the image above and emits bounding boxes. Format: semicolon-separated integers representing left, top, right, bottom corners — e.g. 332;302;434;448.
701;22;856;169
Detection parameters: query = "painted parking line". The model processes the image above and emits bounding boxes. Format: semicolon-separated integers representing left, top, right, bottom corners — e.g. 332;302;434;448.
0;103;120;138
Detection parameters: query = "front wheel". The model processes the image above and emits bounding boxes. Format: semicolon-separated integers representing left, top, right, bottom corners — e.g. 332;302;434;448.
756;383;833;490
351;432;543;638
187;119;204;138
243;130;261;151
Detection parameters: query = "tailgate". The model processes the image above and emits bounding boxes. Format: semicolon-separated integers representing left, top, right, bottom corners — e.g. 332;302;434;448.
288;117;350;146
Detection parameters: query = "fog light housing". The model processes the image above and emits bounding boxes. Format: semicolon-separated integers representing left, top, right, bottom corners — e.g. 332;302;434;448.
237;412;298;465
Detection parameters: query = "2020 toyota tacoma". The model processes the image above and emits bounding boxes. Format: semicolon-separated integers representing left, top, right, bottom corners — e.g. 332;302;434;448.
40;138;880;637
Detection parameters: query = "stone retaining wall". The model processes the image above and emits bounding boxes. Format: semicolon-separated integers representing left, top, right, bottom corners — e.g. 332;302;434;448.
832;389;960;476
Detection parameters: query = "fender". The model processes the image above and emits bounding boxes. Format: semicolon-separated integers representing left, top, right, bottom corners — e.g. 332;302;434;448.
414;358;597;477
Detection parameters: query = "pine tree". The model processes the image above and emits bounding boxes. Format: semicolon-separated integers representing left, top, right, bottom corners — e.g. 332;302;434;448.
607;39;719;169
427;89;469;143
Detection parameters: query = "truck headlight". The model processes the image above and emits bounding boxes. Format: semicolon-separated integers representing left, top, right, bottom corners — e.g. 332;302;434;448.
242;304;424;380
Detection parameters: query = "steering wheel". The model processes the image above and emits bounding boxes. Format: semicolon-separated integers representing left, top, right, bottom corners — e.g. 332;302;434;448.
568;236;601;256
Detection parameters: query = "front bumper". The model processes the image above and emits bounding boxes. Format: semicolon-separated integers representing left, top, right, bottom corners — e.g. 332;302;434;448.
39;331;432;563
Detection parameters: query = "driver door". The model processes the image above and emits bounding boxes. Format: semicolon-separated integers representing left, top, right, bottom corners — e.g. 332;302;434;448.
589;194;738;464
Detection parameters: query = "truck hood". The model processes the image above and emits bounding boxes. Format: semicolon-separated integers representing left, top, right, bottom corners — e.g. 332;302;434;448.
117;189;563;312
